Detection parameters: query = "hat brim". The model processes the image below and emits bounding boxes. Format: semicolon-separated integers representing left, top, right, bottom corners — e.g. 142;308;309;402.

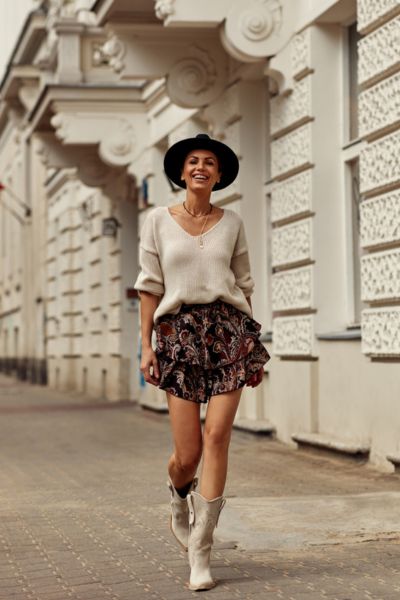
164;137;239;191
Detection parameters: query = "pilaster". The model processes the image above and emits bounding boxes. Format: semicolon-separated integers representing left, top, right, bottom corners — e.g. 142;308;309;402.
357;2;400;357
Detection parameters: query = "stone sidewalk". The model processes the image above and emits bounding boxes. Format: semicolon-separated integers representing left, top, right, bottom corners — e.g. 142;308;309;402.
1;375;400;600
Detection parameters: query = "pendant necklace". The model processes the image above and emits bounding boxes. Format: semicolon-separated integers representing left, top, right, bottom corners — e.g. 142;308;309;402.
183;202;213;249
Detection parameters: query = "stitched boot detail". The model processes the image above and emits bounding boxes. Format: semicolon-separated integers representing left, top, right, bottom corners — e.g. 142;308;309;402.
187;491;226;591
167;477;198;551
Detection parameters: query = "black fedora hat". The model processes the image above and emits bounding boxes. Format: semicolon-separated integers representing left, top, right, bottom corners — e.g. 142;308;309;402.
164;133;239;191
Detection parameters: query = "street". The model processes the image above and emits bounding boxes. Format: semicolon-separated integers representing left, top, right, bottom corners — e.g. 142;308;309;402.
1;375;400;600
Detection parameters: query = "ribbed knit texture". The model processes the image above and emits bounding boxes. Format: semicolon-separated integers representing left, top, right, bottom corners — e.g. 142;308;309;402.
134;206;254;323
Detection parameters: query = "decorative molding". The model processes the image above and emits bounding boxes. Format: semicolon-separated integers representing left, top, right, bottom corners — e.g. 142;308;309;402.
270;170;312;224
272;265;313;311
221;121;241;159
99;121;135;167
358;17;400;87
361;248;400;302
155;0;175;20
223;0;286;61
362;307;400;355
359;72;400;139
360;190;400;248
357;0;400;34
273;315;314;356
50;108;145;168
271;122;312;180
75;0;97;25
168;121;204;148
202;83;241;137
270;75;312;137
266;40;294;95
48;0;75;19
272;218;312;267
100;35;126;74
360;130;400;194
291;28;311;80
166;45;226;108
78;150;116;188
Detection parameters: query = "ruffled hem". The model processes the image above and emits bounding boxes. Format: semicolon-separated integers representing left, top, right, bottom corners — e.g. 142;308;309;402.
157;342;269;404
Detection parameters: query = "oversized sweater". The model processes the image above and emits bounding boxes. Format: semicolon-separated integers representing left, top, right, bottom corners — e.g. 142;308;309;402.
134;206;254;323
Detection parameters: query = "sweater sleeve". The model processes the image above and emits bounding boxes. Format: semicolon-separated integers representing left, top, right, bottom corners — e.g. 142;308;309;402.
231;219;254;297
134;211;164;296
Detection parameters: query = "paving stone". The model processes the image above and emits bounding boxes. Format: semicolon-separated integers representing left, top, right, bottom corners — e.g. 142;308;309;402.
1;375;400;599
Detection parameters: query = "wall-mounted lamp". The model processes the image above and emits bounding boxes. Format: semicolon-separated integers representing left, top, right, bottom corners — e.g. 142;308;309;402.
102;216;121;237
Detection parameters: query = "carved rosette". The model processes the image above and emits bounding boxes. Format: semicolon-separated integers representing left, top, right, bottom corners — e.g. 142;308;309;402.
167;45;226;108
78;150;115;188
100;35;126;74
362;307;400;355
360;190;400;249
155;0;175;20
99;121;136;167
222;0;288;62
273;315;314;356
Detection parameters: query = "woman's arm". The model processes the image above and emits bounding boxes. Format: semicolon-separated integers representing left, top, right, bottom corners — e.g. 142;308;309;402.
139;291;161;386
246;296;252;315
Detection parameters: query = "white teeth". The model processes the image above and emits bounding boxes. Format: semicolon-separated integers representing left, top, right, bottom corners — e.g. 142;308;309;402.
194;175;207;180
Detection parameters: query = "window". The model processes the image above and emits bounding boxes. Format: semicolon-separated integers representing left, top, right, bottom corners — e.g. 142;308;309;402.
348;23;360;141
341;21;364;327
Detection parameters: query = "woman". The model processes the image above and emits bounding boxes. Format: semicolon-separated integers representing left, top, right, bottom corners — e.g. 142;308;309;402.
134;133;269;591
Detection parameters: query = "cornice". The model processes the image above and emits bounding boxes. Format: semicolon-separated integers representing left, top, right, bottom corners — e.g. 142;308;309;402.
0;12;46;91
27;83;144;132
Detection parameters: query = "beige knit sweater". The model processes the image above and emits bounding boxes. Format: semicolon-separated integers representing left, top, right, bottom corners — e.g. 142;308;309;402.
134;206;254;322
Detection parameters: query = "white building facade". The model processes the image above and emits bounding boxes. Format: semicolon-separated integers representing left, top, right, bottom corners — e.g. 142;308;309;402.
0;0;399;471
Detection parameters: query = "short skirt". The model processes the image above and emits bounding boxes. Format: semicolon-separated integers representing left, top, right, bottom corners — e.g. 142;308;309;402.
155;300;270;404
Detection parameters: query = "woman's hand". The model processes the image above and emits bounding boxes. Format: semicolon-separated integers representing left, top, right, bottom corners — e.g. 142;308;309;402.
140;346;160;386
246;367;264;388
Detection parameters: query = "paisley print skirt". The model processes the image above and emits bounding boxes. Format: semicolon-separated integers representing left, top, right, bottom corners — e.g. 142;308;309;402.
155;300;270;404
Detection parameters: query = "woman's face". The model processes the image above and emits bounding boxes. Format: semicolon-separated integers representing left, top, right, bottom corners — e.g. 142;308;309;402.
181;149;221;191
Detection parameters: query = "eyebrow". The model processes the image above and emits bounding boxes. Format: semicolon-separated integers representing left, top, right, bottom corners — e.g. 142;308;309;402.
188;154;217;160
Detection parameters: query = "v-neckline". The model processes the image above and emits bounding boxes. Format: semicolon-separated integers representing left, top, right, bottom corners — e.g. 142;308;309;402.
166;206;225;238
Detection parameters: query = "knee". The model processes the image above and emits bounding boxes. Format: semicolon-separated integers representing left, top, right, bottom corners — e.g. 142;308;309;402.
203;425;231;451
174;446;202;475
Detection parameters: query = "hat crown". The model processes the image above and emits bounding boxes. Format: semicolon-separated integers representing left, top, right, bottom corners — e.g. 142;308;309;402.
195;133;211;140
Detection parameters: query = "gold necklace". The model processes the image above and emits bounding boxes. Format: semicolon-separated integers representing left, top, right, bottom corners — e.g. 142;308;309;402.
198;207;212;249
183;201;212;217
182;202;213;249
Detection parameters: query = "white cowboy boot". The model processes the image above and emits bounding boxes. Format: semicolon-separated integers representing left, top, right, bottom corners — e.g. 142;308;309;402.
167;477;198;551
187;491;226;591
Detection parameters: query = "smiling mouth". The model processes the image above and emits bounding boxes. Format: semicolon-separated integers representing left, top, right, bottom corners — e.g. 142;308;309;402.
192;175;209;181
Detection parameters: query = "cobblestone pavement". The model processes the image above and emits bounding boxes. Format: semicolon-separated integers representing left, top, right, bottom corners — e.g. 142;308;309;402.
1;375;400;600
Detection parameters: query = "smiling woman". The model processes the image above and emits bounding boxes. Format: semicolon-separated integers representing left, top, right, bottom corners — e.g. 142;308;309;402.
134;133;270;591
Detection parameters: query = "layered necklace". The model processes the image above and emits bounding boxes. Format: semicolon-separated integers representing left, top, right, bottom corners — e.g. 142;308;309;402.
183;201;213;249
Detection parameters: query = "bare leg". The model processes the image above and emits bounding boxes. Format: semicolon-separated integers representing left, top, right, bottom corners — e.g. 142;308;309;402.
167;392;203;488
200;388;242;499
